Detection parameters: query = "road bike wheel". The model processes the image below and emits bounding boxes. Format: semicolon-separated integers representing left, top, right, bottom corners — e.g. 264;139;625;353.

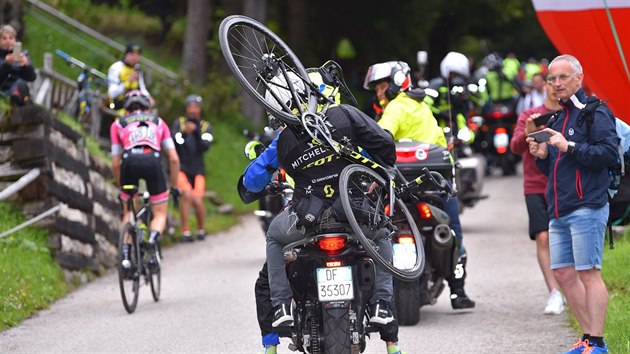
149;243;161;302
117;222;139;314
218;15;317;126
339;165;424;281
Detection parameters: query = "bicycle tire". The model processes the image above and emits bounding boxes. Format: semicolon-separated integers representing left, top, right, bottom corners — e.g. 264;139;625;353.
218;15;317;126
117;222;139;314
149;243;161;302
339;164;424;281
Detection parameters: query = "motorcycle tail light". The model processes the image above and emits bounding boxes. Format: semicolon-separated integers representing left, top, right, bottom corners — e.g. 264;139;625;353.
497;146;508;154
396;150;416;159
416;203;432;219
397;235;415;244
318;236;346;252
326;260;342;267
384;203;391;215
490;111;503;119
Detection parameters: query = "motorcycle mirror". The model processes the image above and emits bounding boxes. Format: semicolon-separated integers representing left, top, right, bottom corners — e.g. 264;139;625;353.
467;83;479;93
417;50;428;66
470;115;484;126
424;88;439;98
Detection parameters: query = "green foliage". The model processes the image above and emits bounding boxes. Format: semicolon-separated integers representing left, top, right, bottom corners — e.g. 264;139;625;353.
0;203;67;331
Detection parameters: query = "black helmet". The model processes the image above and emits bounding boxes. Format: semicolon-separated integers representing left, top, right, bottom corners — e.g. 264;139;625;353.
123;90;151;111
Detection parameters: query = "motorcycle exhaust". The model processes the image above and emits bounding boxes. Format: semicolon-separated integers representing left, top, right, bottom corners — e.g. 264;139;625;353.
433;224;453;247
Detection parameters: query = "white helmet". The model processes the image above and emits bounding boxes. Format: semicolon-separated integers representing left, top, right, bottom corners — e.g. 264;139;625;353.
264;71;305;112
440;52;470;79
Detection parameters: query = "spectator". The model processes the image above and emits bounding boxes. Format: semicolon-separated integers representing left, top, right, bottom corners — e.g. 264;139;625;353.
516;72;547;116
528;54;616;354
107;41;153;111
510;79;565;315
171;95;213;242
0;24;35;105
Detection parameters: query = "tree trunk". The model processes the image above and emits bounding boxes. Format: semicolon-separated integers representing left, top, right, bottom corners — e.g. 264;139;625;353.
240;0;267;126
181;0;210;85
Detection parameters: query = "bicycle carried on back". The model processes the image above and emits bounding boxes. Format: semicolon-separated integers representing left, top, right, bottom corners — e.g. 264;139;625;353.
117;185;176;313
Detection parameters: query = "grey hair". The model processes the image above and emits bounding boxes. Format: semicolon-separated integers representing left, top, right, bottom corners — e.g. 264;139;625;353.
0;25;17;37
549;54;583;74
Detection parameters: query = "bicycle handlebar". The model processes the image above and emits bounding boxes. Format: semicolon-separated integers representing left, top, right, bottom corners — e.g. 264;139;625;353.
55;49;108;82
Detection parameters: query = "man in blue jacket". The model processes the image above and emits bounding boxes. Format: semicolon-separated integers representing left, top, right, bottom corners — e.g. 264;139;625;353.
528;54;617;354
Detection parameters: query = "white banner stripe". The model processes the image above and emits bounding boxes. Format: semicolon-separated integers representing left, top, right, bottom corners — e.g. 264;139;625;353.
532;0;630;12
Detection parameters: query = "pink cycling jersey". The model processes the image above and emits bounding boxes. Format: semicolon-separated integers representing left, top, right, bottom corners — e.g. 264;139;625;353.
110;112;175;154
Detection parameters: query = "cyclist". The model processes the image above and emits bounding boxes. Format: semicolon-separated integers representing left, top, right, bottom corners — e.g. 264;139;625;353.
107;42;154;112
110;90;180;269
171;94;214;242
364;60;476;310
242;68;405;354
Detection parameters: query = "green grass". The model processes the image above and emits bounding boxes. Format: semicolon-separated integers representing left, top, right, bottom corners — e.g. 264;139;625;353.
0;203;67;331
601;232;630;352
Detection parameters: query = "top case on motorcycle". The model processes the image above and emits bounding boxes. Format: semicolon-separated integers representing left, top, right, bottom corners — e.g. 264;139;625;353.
394;141;453;181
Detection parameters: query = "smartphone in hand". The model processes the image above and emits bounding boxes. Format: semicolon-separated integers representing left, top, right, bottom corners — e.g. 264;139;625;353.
533;111;556;127
527;130;553;143
12;42;22;56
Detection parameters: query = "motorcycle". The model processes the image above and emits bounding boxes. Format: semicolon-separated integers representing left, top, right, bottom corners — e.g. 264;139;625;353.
276;167;451;352
475;100;521;176
392;140;459;325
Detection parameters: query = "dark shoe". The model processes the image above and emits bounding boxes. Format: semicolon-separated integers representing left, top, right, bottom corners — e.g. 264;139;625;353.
271;303;293;328
368;300;394;326
196;230;207;241
179;231;194;243
450;292;476;309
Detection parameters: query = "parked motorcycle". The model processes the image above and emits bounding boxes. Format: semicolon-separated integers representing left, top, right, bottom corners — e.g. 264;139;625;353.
392;140;458;325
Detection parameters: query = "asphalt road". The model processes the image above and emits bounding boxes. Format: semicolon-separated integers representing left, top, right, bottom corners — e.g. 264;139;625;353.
0;172;575;353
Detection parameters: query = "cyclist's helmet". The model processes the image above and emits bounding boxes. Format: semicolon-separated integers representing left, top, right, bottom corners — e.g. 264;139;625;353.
482;52;503;71
363;61;412;98
123;90;151;111
263;71;306;113
440;51;470;79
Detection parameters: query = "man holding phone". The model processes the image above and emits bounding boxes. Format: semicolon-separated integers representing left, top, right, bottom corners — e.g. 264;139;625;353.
171;95;213;242
0;25;36;105
510;77;564;315
527;54;617;354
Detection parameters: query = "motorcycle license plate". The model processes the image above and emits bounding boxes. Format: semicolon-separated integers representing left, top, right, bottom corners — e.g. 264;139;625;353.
493;133;509;148
393;243;417;270
316;266;354;302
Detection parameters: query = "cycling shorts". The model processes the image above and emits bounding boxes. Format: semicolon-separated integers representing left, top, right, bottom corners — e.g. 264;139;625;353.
120;149;168;204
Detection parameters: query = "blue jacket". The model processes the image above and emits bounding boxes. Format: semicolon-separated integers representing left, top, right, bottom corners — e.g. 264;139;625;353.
535;89;618;218
243;136;279;193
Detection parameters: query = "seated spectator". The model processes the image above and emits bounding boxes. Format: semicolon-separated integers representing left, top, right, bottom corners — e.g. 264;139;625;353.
0;24;36;105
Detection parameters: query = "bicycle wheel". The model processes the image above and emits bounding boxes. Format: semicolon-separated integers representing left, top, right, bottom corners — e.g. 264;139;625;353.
149;243;161;302
218;15;317;126
117;222;139;314
339;165;424;281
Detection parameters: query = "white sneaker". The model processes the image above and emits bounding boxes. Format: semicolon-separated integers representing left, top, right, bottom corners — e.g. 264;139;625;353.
121;259;131;269
544;289;565;315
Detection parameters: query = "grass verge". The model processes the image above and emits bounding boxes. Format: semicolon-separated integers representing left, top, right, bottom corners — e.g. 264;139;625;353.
0;203;67;331
601;231;630;352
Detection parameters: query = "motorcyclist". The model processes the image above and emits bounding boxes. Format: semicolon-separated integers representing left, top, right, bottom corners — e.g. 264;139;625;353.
110;90;180;268
364;60;476;310
425;52;477;145
481;52;521;108
239;68;405;354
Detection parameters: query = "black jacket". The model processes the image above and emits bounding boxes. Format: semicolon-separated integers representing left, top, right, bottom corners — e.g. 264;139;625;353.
277;104;396;207
0;48;36;92
171;116;213;176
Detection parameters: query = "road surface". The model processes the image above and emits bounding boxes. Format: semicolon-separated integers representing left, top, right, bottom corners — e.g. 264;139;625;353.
0;173;575;353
